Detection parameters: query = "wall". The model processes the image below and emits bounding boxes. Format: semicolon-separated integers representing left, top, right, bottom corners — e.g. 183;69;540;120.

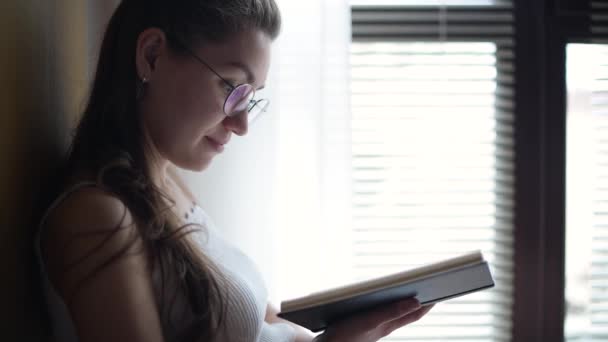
0;1;117;339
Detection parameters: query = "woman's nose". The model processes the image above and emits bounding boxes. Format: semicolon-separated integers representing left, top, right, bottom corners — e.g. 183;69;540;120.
223;111;248;136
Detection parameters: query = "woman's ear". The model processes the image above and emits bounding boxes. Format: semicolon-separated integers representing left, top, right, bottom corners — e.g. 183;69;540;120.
135;28;167;80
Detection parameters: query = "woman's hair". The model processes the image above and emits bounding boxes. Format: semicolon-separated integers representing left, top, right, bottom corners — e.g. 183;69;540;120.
61;0;280;340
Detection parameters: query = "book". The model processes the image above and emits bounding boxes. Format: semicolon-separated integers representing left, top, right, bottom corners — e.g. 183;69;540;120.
277;250;494;332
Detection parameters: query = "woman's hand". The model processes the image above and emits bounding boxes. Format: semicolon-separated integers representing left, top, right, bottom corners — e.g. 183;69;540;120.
313;298;434;342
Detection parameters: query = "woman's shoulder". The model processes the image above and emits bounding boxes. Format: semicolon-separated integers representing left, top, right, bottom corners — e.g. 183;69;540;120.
42;168;133;228
37;181;165;342
44;183;135;234
40;180;143;281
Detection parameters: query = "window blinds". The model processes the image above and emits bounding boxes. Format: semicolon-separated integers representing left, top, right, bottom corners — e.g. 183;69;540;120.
585;5;608;336
350;3;514;341
587;47;608;340
564;2;608;339
592;1;608;41
565;43;608;342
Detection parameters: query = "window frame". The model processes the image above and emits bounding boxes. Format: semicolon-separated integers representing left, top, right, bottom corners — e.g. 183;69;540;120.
352;0;605;341
513;0;606;341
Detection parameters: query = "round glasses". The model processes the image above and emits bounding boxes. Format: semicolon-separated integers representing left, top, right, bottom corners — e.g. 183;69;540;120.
180;44;270;124
223;84;270;124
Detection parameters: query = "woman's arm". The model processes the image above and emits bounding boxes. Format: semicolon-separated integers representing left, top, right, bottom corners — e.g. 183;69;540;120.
42;187;166;342
265;303;315;342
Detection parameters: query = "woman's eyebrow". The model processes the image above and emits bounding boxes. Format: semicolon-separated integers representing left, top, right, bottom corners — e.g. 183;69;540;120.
226;61;265;90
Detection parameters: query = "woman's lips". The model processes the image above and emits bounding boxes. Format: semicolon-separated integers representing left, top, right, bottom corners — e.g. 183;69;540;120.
205;136;225;153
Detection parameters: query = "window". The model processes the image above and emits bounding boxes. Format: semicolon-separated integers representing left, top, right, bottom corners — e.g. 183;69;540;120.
271;1;607;340
350;0;508;6
351;41;513;340
349;3;514;340
566;43;608;341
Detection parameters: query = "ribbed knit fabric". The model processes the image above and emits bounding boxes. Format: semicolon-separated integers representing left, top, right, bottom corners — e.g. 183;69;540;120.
33;182;296;342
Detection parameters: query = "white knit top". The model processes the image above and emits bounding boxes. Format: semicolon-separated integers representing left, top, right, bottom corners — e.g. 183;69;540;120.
33;183;296;342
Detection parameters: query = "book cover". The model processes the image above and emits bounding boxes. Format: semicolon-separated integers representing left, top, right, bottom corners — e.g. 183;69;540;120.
278;251;495;332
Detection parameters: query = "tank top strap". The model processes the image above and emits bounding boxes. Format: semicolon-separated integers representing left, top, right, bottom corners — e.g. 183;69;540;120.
36;181;100;235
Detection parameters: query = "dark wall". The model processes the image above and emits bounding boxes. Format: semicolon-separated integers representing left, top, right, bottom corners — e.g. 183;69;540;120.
0;1;117;339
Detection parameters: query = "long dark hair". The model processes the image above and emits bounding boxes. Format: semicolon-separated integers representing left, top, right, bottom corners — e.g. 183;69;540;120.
61;0;280;341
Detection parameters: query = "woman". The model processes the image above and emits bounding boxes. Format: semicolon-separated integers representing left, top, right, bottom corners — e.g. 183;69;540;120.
34;0;433;341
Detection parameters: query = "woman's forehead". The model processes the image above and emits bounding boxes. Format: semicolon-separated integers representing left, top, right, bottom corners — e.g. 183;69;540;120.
196;30;272;84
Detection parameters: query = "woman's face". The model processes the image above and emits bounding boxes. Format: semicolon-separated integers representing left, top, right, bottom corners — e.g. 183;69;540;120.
136;28;272;171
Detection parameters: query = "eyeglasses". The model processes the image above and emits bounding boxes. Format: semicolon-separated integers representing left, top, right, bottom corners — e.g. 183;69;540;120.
181;45;269;124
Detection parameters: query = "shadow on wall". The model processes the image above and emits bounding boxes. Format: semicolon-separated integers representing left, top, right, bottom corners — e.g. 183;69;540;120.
0;1;118;340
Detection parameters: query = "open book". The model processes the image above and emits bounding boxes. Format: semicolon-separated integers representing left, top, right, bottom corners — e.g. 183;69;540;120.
277;250;494;332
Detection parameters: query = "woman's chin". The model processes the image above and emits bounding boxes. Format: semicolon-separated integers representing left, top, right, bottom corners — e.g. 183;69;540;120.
175;155;214;173
192;157;214;172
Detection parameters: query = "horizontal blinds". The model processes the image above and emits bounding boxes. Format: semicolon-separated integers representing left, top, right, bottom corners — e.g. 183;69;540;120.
351;2;513;341
565;44;608;341
589;45;608;342
565;3;608;340
352;5;513;43
592;1;608;42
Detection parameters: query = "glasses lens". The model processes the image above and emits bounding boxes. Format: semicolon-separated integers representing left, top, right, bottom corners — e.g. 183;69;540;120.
247;99;270;124
224;84;254;115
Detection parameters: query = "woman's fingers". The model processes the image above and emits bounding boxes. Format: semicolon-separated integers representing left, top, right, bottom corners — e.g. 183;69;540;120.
321;300;435;342
381;304;435;335
365;298;422;329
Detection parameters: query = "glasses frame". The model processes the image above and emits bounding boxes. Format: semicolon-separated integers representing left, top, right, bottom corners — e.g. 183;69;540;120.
179;44;269;119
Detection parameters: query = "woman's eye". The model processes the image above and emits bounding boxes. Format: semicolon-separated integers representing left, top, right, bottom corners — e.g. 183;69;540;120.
222;84;233;94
